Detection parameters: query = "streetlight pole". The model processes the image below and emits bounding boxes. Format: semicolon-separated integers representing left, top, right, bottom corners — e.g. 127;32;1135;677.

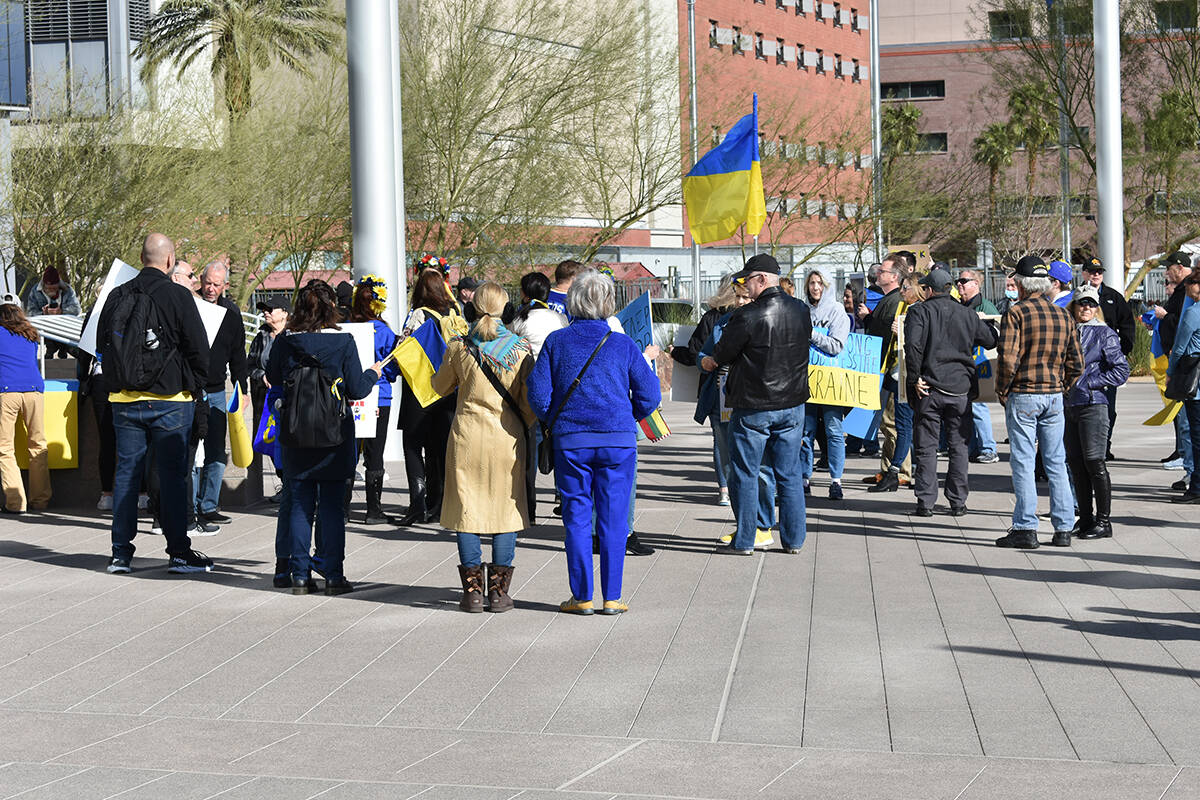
1093;0;1124;291
1051;0;1072;261
686;0;701;312
868;0;883;261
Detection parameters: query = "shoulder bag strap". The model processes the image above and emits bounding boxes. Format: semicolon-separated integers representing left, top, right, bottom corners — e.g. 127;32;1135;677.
464;340;528;436
545;332;611;429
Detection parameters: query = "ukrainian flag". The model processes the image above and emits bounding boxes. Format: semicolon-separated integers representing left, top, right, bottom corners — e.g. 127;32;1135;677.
391;319;448;407
683;95;766;244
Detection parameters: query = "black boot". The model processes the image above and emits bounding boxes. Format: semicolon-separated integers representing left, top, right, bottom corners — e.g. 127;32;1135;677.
273;558;289;588
1079;461;1113;540
626;531;654;556
1068;461;1094;536
363;470;387;525
389;476;426;526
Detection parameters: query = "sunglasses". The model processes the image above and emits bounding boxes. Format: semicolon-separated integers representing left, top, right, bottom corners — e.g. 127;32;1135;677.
1077;300;1099;308
955;278;975;284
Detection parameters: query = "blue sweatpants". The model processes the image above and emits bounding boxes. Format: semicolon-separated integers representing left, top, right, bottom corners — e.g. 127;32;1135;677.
555;446;637;602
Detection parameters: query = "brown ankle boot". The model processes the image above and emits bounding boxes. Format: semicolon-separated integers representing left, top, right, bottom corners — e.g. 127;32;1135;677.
457;564;484;613
487;564;515;613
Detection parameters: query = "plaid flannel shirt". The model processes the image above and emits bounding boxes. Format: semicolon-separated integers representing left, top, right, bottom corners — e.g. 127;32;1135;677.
996;294;1083;400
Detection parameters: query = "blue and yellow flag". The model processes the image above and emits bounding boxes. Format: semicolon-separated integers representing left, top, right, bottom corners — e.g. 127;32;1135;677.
391;319;448;407
683;95;766;244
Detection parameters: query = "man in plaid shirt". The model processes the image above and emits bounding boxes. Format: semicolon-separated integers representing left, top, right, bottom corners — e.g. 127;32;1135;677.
995;255;1084;549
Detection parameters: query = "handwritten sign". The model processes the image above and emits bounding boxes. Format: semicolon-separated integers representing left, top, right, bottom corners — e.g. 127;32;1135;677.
330;322;378;438
974;315;1000;403
807;331;882;410
616;291;653;353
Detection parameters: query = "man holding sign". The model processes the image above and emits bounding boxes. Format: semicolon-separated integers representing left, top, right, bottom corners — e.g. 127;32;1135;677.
702;254;812;555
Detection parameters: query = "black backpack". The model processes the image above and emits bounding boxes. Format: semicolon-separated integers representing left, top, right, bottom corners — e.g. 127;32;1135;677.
278;344;347;449
104;283;176;391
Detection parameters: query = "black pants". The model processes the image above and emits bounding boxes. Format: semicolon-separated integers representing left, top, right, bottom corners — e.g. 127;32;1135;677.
1064;403;1110;524
912;391;971;508
397;384;454;511
360;405;391;472
88;393;115;493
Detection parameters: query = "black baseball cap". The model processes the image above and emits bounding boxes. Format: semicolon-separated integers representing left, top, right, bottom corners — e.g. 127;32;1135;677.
256;297;291;313
1163;251;1192;269
730;253;782;284
1011;255;1049;278
1082;256;1104;273
919;267;953;292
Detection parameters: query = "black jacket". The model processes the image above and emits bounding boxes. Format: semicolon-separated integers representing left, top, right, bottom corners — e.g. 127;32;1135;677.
97;267;209;395
1096;283;1135;355
1161;282;1188;352
712;286;812;410
903;293;998;402
205;295;249;393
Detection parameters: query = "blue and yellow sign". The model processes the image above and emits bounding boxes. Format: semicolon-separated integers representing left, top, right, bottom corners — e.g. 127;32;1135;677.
808;333;883;410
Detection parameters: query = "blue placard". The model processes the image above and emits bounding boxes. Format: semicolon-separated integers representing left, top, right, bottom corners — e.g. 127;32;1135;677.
617;291;654;352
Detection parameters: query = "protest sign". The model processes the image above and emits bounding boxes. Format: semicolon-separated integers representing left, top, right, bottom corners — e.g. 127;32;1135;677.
669;325;700;403
78;259;139;355
889;244;932;272
807;331;882;410
616;291;654;353
331;322;379;438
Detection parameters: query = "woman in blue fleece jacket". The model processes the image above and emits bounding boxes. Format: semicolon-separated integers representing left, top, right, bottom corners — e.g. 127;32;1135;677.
527;270;661;615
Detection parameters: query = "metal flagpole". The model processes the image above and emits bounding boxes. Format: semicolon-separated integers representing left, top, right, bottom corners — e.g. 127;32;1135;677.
868;0;883;261
1093;0;1124;290
686;0;701;312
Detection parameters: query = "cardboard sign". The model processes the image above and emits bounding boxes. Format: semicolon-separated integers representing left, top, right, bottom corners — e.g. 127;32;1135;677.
807;332;883;410
616;291;654;353
889;244;932;272
78;259;139;355
336;322;380;438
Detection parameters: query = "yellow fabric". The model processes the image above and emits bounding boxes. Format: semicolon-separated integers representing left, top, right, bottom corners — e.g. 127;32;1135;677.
109;390;192;403
1;391;52;510
14;388;76;470
683;161;766;244
391;336;443;407
227;386;253;468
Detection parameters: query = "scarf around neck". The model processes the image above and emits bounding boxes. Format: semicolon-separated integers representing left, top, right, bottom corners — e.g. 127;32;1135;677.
470;323;528;372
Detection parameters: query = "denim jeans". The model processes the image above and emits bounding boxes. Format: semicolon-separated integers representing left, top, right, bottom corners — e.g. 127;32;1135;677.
111;400;194;560
1005;393;1074;532
456;532;517;567
1180;407;1194;476
728;405;807;551
290;478;346;580
892;401;914;466
970;401;997;457
193;390;226;514
800;404;846;481
710;419;729;489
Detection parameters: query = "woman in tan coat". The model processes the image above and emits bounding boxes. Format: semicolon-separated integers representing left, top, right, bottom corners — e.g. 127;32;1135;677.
432;282;536;613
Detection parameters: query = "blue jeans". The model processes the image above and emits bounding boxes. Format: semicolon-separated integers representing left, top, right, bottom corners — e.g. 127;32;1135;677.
111;400;194;560
1180;408;1194;475
893;400;914;466
193;390;226;514
556;446;637;601
289;478;346;580
273;469;297;561
970;401;996;457
1005;393;1074;532
457;532;518;567
711;418;729;489
756;453;778;530
800;404;846;481
728;406;807;550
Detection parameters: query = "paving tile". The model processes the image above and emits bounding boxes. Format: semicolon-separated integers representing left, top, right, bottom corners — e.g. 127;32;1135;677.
757;750;987;800
958;759;1179;800
0;762;93;798
0;710;160;763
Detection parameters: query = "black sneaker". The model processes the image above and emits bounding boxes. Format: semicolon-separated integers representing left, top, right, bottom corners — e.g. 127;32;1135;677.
1160;450;1182;463
190;520;219;536
626;532;654;556
168;550;214;573
995;530;1039;549
828;482;844;500
949;505;967;517
107;556;132;574
912;502;933;517
199;511;232;524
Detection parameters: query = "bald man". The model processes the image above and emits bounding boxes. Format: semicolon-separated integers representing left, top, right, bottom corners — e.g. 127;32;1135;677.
97;233;213;574
169;260;197;293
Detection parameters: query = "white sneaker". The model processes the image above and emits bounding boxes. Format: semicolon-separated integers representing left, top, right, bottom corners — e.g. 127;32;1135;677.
137;493;149;510
1164;458;1184;470
96;494;113;512
717;488;730;506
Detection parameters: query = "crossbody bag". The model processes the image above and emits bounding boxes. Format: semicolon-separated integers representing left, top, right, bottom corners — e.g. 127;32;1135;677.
539;332;611;474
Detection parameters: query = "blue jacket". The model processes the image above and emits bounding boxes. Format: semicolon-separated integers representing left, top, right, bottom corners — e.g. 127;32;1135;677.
694;312;733;424
369;318;400;407
0;328;43;393
1067;320;1129;407
265;331;377;481
1169;301;1200;401
527;319;661;450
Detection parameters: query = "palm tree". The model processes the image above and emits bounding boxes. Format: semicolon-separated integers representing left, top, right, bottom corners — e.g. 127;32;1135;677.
134;0;344;126
1005;81;1057;248
972;122;1015;226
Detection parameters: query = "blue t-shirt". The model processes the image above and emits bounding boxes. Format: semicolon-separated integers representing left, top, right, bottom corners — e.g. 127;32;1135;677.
0;328;44;393
546;289;568;318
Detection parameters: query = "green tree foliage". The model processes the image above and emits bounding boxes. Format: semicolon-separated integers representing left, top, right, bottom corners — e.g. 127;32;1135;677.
972;122;1016;221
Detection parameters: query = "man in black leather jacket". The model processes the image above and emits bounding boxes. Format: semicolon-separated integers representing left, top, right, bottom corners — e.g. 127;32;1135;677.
703;254;812;555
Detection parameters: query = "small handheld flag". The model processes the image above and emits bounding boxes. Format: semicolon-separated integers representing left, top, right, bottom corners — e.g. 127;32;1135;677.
638;408;672;442
389;319;448;407
683;95;767;244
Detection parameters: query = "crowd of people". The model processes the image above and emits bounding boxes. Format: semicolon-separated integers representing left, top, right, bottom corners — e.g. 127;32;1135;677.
1;233;1198;615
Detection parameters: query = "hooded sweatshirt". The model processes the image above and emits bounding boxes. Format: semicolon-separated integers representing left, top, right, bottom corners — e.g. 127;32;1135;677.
806;287;850;357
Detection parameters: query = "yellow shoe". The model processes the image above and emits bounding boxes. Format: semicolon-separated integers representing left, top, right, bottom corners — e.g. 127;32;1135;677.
559;597;594;615
754;528;775;548
600;599;628;615
718;532;733;544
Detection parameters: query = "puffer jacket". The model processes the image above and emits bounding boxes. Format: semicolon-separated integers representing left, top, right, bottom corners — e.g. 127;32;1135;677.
806;288;850;356
1066;319;1129;406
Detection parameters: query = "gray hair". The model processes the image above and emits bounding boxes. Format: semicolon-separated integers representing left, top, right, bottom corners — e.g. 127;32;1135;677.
1015;275;1052;295
708;273;737;311
201;261;228;282
867;262;881;283
566;269;616;320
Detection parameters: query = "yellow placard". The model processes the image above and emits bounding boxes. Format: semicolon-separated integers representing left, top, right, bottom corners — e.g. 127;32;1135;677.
808;365;882;410
16;384;78;470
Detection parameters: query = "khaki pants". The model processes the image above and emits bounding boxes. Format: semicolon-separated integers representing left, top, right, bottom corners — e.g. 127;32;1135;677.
879;389;912;481
0;391;52;512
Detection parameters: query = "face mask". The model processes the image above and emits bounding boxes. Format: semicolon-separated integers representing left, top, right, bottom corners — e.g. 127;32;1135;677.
1004;289;1018;300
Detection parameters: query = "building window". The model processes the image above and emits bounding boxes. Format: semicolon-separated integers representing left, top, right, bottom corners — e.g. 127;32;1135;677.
851;7;860;31
815;48;825;73
755;32;766;60
881;80;946;100
834;53;843;78
914;132;949;153
796;0;805;16
755;0;765;4
1148;190;1200;215
732;26;744;54
816;2;824;21
709;19;719;48
1155;1;1197;30
776;37;786;65
833;2;842;27
988;10;1031;40
1047;3;1093;36
852;58;861;82
797;43;806;70
0;1;27;108
777;0;787;9
711;125;721;146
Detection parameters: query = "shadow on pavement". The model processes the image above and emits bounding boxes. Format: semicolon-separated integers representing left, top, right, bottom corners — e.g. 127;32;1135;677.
951;644;1200;679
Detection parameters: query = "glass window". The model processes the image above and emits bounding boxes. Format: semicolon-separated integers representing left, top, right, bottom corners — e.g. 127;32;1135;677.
988;10;1031;40
0;1;27;107
31;41;68;116
881;80;946;100
914;132;948;153
1155;1;1197;30
70;39;107;116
